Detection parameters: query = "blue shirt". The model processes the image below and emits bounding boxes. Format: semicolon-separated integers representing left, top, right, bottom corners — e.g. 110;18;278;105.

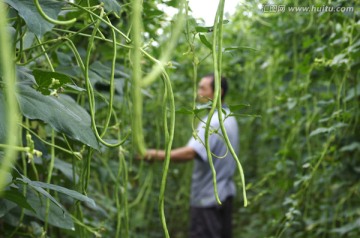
187;107;239;207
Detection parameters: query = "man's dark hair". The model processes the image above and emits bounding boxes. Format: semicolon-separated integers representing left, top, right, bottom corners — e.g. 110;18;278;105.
205;73;228;100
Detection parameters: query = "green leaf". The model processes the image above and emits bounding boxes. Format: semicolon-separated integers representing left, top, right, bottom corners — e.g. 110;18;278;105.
0;172;13;186
53;159;79;183
309;127;331;137
99;0;121;17
163;0;178;8
228;103;251;111
65;84;86;92
16;31;35;50
195;26;213;33
15;176;91;230
195;20;229;33
224;46;259;52
331;218;360;235
0;199;17;218
5;0;65;37
32;69;73;95
176;102;214;115
25;181;96;208
310;123;347;137
90;61;128;95
194;102;213;113
29;221;46;237
90;61;129;82
344;83;360;102
228;113;261;118
199;34;213;50
330;53;348;66
1;190;36;213
16;177;64;213
16;66;36;84
16;84;99;150
145;9;164;18
175;107;194;115
22;186;74;230
340;142;360;152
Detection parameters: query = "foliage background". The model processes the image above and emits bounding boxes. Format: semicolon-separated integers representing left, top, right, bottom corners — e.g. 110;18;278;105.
0;0;359;237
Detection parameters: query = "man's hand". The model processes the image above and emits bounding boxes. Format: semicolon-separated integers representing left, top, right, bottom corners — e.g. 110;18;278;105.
145;149;161;160
136;149;164;162
137;146;196;162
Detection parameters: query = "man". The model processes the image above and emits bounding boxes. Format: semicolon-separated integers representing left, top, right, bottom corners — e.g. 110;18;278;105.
144;74;239;238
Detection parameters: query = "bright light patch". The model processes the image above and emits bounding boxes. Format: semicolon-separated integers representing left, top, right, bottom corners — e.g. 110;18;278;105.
188;0;240;25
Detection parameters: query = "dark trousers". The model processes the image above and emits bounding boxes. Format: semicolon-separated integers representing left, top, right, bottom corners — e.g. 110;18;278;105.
189;196;233;238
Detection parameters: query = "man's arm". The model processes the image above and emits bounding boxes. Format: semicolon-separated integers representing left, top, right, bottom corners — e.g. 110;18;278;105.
145;146;196;162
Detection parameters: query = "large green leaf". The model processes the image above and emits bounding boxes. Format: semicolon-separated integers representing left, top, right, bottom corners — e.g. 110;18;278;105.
24;180;96;208
90;61;128;96
1;189;36;213
99;0;121;17
0;199;17;218
16;84;99;149
5;0;64;37
16;177;64;213
16;66;36;84
90;61;130;81
54;159;79;182
22;186;74;230
15;175;92;230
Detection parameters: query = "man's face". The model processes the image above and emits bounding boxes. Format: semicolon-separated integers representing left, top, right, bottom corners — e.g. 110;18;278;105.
197;76;214;103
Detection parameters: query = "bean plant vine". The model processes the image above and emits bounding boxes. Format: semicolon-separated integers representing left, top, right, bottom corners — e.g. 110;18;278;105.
0;0;250;237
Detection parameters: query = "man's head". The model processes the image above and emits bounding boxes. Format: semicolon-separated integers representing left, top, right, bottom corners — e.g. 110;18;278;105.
197;74;228;103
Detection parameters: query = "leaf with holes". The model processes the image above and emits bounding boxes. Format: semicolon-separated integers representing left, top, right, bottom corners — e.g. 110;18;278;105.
33;69;73;95
16;84;99;149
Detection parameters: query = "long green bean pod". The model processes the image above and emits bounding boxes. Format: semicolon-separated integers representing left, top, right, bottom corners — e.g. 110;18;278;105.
79;9;128;148
130;0;146;156
213;0;248;207
141;49;175;238
0;2;20;192
100;15;117;137
115;149;123;238
202;0;228;205
34;0;76;25
159;72;176;238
